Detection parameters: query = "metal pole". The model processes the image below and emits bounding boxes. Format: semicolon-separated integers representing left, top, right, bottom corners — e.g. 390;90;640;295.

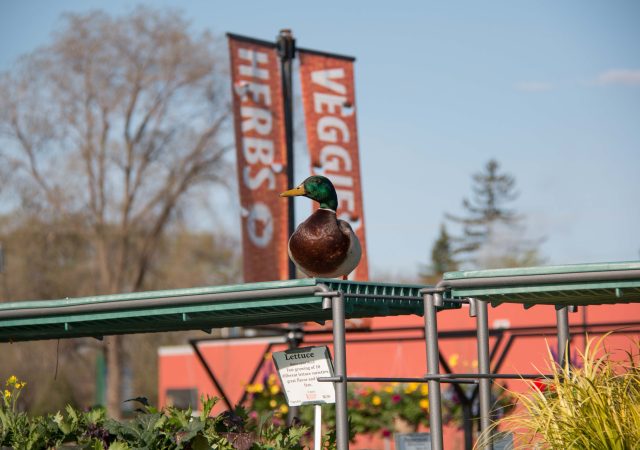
462;401;473;450
556;306;570;369
314;404;322;449
475;299;492;450
424;293;443;450
331;292;349;450
582;305;588;352
276;29;297;280
286;327;303;424
190;340;234;410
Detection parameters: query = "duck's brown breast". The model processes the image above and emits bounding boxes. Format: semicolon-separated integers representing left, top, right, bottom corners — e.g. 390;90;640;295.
289;209;350;275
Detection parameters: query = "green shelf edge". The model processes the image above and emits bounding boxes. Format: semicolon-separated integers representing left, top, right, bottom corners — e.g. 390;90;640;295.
0;278;459;343
444;260;640;280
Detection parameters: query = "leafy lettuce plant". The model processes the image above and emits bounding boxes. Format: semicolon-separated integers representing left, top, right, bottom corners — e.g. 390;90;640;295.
0;379;310;449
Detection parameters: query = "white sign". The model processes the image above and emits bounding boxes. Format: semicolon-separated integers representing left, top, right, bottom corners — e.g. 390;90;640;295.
272;346;336;407
395;433;431;450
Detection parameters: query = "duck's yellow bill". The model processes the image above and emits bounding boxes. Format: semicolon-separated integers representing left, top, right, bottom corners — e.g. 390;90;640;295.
280;186;306;197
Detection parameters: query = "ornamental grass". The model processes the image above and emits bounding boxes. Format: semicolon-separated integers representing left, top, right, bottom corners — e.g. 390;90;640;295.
478;335;640;450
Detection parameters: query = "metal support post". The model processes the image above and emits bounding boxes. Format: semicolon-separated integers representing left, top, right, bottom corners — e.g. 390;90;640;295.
331;292;349;450
556;306;570;369
424;293;444;450
474;299;492;450
286;326;304;424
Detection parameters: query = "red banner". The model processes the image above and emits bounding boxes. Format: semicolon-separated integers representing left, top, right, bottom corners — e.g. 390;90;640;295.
299;51;369;281
228;35;289;282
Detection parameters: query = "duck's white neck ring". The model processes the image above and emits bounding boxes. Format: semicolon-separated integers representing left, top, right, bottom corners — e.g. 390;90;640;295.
319;208;336;213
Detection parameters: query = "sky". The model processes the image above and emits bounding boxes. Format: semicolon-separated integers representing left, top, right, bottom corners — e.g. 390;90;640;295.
1;0;639;280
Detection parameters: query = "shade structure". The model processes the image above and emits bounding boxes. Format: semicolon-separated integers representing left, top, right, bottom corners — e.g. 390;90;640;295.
0;278;460;343
422;260;640;450
442;260;640;306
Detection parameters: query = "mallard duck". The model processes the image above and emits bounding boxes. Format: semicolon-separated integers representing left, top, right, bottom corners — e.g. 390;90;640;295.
280;175;361;279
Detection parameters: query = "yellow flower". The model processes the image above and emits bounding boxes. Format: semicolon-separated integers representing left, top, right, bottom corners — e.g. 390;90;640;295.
3;389;10;399
269;399;277;408
279;404;289;414
419;398;429;410
405;382;418;394
270;384;280;395
6;375;17;386
246;383;265;394
372;395;382;406
448;353;459;368
267;374;277;386
420;384;429;396
383;386;394;393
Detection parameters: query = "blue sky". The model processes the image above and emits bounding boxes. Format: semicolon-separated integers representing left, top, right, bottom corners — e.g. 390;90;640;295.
1;1;639;279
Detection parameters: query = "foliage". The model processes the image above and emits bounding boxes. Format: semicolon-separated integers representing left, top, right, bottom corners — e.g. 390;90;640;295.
420;223;459;283
246;380;438;440
446;159;519;246
245;373;517;444
244;373;289;426
479;336;640;449
0;377;309;449
442;382;517;429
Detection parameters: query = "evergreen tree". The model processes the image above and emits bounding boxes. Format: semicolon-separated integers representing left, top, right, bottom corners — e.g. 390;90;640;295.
446;159;543;268
420;223;458;283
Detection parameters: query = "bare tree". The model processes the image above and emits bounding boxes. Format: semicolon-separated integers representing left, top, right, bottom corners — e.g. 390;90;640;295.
0;7;231;417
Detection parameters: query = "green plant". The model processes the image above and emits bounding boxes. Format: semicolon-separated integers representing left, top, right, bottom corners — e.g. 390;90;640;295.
442;382;516;429
293;383;434;440
0;376;310;449
0;375;47;449
244;373;289;424
478;336;640;449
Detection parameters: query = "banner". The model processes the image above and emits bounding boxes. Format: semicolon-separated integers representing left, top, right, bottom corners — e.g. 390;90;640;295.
228;34;289;282
299;51;369;280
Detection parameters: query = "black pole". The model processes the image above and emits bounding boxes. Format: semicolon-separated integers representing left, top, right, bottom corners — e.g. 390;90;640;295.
277;29;301;424
462;401;473;450
276;29;297;281
189;340;234;410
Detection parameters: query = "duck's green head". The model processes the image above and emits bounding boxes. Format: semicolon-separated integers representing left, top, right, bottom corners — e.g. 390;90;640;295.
280;175;338;211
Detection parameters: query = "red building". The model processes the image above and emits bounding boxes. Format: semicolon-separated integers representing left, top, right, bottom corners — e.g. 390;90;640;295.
159;301;640;449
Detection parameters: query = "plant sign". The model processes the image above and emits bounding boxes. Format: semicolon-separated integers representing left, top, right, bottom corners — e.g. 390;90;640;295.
272;346;336;407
